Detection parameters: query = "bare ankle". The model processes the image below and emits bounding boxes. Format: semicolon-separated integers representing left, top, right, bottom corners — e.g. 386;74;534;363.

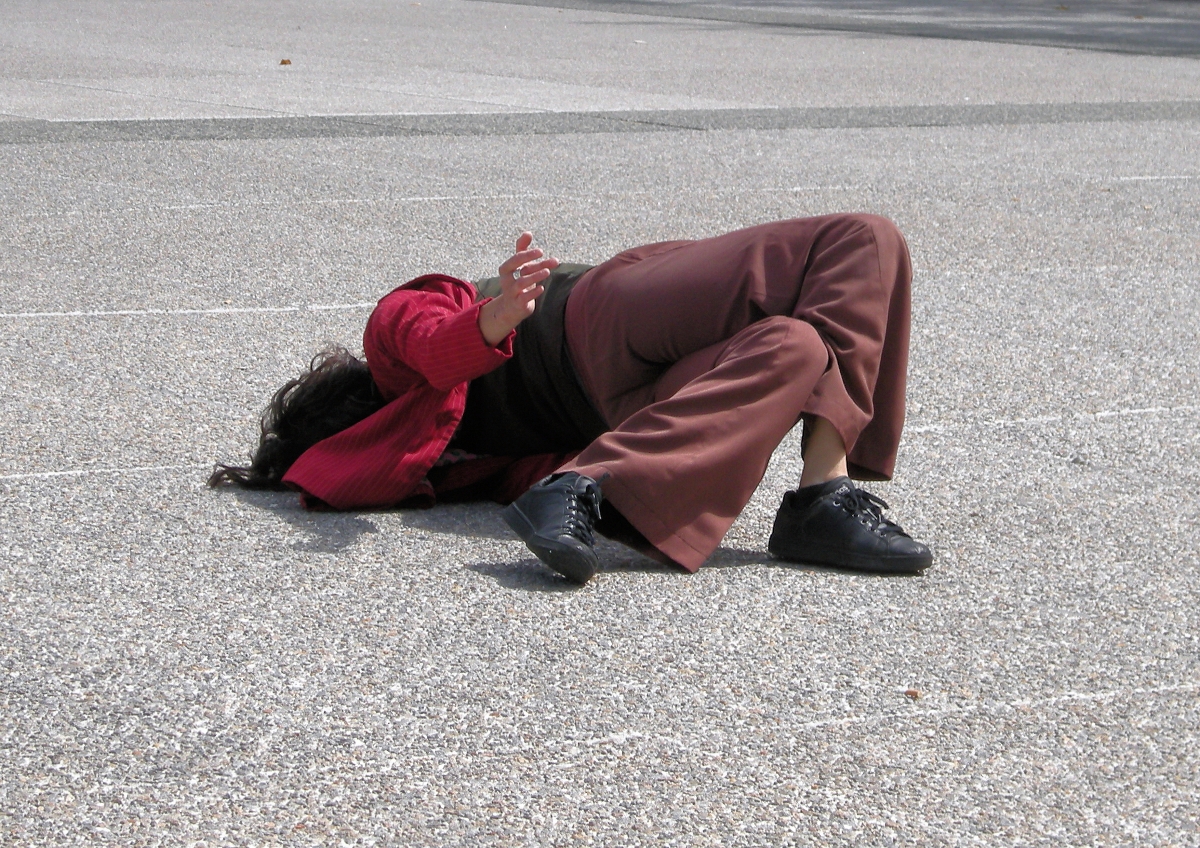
798;417;849;488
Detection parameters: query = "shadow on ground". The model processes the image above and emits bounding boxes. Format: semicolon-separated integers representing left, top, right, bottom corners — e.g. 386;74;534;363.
228;486;382;553
466;543;916;590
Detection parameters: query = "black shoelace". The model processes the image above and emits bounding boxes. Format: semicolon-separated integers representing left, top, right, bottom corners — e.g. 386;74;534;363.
564;481;603;546
833;487;910;538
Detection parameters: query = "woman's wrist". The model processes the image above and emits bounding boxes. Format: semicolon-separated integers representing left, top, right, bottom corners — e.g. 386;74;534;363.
480;231;557;346
478;298;518;347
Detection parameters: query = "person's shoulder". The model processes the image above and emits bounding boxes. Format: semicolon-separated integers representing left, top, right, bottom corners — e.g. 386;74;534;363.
389;274;477;303
368;275;478;321
363;274;481;385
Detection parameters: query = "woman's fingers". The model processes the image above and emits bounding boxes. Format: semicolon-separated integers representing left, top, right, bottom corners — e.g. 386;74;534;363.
500;234;562;277
519;264;554;287
500;247;546;276
503;232;536;273
479;233;554;340
500;263;552;301
514;283;544;308
495;234;559;320
514;257;560;279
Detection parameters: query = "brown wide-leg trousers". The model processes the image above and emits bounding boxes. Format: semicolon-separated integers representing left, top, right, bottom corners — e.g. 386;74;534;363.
557;214;913;572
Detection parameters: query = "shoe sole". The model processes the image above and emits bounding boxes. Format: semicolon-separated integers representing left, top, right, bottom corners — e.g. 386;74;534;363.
501;502;598;584
768;540;932;575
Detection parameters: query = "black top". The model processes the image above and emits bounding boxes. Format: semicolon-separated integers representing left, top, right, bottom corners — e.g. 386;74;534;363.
453;264;609;457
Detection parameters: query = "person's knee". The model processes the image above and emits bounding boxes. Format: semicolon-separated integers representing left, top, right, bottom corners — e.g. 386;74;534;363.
752;316;828;376
860;214;907;253
824;214;911;293
830;213;906;249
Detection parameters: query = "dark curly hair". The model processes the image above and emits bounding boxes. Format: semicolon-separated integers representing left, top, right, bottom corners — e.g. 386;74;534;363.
209;345;386;490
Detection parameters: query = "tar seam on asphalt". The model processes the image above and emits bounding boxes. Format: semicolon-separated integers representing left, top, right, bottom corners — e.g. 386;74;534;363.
3;101;1199;145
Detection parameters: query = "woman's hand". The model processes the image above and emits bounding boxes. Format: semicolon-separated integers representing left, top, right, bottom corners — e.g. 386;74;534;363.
478;231;560;347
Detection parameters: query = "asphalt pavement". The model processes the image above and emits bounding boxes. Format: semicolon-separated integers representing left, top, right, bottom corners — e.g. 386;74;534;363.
2;1;1198;844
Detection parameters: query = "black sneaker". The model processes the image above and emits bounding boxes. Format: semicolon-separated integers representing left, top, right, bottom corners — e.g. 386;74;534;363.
502;472;603;583
768;477;932;574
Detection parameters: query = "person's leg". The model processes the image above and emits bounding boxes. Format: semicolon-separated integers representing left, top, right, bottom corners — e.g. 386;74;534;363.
565;214;909;476
561;315;829;572
794;214;912;481
511;215;924;577
798;417;849;488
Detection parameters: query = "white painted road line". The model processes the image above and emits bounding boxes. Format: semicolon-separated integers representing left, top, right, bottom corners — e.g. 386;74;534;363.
0;303;377;319
1;404;1195;485
0;463;207;482
907;404;1198;433
790;680;1200;733
10;185;855;219
1115;174;1198;181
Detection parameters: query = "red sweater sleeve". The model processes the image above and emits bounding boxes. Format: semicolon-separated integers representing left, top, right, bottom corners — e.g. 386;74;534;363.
365;275;514;395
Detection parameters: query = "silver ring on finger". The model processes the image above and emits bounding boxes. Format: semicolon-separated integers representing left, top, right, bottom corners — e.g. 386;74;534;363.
512;269;522;280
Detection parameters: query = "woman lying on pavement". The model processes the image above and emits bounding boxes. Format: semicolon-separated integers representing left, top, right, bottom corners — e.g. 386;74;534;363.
210;215;932;583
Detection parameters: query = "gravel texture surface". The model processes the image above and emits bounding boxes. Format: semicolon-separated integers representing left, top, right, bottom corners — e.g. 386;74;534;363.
2;1;1198;845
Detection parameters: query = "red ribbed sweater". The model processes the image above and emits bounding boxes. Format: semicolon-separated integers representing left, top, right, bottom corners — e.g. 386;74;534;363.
282;274;572;509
